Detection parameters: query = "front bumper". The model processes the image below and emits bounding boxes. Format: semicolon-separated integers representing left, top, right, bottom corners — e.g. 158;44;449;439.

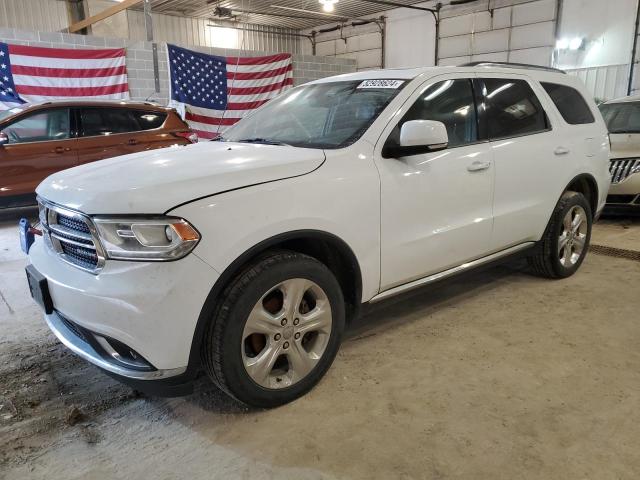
606;172;640;211
28;235;219;377
45;310;186;380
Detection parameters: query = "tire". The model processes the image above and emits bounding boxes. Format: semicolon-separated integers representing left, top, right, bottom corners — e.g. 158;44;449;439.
527;191;592;279
202;250;345;408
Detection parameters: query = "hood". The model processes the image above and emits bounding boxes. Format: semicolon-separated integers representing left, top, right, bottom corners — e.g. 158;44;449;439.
36;142;325;214
609;133;640;158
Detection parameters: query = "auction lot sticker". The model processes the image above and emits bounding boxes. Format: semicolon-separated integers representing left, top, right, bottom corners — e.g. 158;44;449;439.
357;80;404;89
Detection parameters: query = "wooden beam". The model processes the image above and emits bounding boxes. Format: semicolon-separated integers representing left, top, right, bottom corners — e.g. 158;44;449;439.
68;0;141;34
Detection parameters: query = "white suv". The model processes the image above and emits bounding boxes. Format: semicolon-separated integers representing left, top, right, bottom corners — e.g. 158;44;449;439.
25;63;610;407
599;95;640;211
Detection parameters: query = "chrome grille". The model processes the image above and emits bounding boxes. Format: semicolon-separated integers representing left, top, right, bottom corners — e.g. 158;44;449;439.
609;158;640;184
37;198;105;274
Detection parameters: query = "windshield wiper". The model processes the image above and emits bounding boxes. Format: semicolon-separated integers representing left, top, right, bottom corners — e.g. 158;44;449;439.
236;137;291;146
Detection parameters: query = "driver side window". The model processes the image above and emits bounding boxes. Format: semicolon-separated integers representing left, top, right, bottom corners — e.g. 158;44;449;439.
386;79;478;149
3;109;70;144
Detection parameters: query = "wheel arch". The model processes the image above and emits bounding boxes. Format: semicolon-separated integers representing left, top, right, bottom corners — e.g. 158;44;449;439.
565;173;599;216
186;230;363;372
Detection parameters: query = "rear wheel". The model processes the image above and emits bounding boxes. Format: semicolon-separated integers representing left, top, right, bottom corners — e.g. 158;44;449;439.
202;251;345;408
527;191;592;278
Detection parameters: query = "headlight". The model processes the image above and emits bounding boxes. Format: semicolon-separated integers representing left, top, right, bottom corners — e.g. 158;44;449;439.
93;216;200;261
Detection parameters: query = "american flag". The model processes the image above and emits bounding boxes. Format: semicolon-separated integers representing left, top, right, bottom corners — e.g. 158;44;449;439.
168;44;293;139
0;42;129;109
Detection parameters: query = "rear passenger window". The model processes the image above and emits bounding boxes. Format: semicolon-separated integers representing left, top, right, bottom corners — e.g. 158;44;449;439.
131;110;167;130
80;108;138;137
541;82;595;125
481;79;548;139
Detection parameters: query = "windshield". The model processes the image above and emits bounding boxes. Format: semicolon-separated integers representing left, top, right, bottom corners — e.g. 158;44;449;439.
221;80;406;149
599;102;640;133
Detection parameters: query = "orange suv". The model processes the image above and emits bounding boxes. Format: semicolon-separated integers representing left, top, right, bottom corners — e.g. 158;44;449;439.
0;100;196;208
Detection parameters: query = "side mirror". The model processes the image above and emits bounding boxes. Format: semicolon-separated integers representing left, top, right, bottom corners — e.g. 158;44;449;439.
383;120;448;158
0;132;7;146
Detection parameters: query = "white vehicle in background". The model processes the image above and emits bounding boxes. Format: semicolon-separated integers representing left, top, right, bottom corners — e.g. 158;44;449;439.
24;62;610;408
599;95;640;212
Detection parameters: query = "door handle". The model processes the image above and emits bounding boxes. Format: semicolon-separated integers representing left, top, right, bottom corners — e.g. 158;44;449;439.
554;146;570;155
467;160;491;172
128;138;138;145
53;146;69;154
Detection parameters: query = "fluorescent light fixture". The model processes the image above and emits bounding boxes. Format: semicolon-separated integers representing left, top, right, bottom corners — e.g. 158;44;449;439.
270;4;346;18
569;37;584;50
556;37;584;51
486;82;513;99
424;80;453;101
319;0;338;12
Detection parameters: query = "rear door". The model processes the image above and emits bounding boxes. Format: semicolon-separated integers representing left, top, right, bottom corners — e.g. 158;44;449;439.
0;107;77;199
476;75;562;250
75;107;142;164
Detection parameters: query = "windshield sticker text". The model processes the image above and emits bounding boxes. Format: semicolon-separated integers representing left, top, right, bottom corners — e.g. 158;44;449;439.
357;80;404;89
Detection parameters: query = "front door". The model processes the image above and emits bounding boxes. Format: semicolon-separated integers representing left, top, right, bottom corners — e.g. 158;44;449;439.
374;76;495;291
0;108;76;202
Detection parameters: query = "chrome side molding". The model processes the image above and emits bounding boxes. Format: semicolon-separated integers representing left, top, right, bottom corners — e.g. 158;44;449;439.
369;242;535;303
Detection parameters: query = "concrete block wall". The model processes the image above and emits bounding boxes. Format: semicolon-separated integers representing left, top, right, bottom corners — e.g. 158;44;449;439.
0;27;356;105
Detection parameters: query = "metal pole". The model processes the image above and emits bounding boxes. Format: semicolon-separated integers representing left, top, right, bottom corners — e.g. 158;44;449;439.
551;0;563;68
379;17;386;69
434;11;439;66
143;0;160;94
628;0;640;95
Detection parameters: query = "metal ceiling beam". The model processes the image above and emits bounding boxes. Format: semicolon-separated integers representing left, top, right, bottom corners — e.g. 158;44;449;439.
351;0;438;14
68;0;141;33
208;3;345;21
270;5;350;20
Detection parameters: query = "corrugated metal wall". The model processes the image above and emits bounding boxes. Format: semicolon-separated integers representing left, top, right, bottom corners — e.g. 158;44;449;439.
438;0;557;67
0;0;69;31
127;11;303;53
0;0;302;54
566;64;630;102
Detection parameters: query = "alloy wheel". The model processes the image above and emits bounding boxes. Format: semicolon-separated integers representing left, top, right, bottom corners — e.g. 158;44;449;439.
241;278;332;389
558;205;588;267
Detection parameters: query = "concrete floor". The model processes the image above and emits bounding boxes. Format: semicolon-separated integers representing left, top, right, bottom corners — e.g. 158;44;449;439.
1;211;639;480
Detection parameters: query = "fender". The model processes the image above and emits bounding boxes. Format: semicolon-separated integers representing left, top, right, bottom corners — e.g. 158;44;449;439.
184;229;363;374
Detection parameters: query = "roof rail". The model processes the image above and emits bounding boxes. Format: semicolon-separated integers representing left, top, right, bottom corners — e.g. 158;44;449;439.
459;61;566;74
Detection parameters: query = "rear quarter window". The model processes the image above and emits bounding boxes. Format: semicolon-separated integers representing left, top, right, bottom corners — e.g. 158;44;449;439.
130;110;167;130
541;82;595;125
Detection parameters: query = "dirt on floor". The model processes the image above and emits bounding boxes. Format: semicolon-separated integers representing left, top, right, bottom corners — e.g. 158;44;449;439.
0;211;639;480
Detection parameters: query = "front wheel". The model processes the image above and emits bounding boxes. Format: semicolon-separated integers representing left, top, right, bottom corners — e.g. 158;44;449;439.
202;251;345;408
527;191;592;278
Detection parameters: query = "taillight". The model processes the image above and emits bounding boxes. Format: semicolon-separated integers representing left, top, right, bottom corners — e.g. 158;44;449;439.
174;131;198;143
